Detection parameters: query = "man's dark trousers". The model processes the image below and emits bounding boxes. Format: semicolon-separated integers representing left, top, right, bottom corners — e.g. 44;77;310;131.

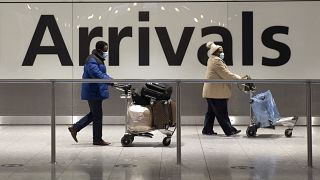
74;99;103;142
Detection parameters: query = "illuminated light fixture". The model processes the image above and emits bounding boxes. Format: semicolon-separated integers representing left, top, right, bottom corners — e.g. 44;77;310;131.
26;4;31;10
210;19;213;23
219;22;221;26
183;6;190;11
56;18;59;21
64;23;67;27
200;14;204;19
194;18;198;23
108;7;112;11
88;14;94;19
133;3;137;6
175;8;180;12
76;25;80;29
127;8;131;11
99;16;102;20
114;10;118;14
161;6;165;11
77;16;79;19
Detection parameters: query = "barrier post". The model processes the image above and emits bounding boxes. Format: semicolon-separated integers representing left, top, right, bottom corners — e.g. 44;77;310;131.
176;81;181;164
306;81;312;167
51;81;56;164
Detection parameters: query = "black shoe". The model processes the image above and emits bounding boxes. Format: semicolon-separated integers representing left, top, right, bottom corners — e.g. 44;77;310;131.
68;125;78;143
233;129;241;135
226;130;241;136
93;139;111;146
202;130;218;135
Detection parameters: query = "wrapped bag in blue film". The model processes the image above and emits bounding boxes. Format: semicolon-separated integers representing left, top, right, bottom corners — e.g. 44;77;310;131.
251;90;281;127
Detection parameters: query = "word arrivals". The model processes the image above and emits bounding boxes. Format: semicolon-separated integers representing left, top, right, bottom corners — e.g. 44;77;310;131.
22;11;290;67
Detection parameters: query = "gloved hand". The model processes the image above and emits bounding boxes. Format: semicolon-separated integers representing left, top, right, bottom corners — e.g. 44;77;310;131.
242;75;251;79
111;83;119;87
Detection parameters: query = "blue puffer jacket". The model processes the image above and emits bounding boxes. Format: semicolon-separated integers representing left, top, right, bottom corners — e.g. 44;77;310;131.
81;50;112;100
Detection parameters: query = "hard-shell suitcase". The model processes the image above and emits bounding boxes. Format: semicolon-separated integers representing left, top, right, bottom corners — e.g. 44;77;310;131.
168;100;176;127
151;100;171;129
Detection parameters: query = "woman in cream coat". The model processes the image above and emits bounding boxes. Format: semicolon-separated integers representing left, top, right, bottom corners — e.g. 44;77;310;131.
202;42;243;136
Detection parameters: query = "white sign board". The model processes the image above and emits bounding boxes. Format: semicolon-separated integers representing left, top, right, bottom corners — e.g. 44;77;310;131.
0;1;319;79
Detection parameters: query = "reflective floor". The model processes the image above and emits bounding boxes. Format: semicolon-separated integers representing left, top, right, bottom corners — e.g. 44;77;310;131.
0;125;319;180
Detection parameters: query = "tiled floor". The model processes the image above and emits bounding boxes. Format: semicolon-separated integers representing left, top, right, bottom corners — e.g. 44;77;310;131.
0;125;319;180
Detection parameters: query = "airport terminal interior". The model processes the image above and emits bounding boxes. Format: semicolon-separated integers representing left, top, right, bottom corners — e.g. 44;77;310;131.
0;82;319;180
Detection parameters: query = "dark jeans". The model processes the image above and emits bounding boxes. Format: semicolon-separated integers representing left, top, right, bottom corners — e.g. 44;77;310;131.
74;99;103;142
203;98;237;135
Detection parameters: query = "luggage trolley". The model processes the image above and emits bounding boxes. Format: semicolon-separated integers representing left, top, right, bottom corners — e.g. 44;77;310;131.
114;83;176;146
238;79;299;138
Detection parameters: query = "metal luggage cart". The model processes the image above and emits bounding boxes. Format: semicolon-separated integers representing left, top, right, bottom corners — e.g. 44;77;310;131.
114;84;176;146
238;80;299;138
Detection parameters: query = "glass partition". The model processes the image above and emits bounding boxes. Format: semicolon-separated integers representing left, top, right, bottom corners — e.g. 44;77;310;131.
0;82;53;178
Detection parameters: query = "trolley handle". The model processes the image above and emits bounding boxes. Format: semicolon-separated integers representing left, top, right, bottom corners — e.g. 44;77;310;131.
238;75;256;93
114;83;131;91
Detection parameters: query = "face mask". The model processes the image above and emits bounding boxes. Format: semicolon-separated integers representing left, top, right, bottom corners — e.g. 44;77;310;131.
219;52;225;60
102;51;108;59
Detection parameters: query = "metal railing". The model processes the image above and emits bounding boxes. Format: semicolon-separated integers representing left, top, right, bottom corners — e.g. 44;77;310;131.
0;79;318;168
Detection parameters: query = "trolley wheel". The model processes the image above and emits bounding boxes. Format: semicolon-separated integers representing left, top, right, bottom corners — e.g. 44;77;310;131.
246;126;257;137
162;137;171;146
285;129;293;138
121;135;132;146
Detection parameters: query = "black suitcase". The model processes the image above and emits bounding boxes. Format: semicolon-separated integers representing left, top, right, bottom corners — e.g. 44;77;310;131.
141;83;172;100
132;90;151;106
145;83;170;93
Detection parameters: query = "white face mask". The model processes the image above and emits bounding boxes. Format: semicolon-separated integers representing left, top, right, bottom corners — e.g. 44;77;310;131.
102;51;108;59
219;52;225;60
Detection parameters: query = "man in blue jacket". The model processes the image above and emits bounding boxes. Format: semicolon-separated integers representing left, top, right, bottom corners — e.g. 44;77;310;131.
68;41;112;146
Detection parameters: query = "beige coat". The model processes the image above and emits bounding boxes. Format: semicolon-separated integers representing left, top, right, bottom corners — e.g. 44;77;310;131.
202;56;242;99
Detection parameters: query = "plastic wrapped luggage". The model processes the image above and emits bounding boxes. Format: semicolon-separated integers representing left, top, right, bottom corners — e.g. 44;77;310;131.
238;81;299;137
251;90;281;128
127;104;152;132
141;83;172;100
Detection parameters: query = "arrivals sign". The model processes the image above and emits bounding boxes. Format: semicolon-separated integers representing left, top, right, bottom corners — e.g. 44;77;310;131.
0;1;319;79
